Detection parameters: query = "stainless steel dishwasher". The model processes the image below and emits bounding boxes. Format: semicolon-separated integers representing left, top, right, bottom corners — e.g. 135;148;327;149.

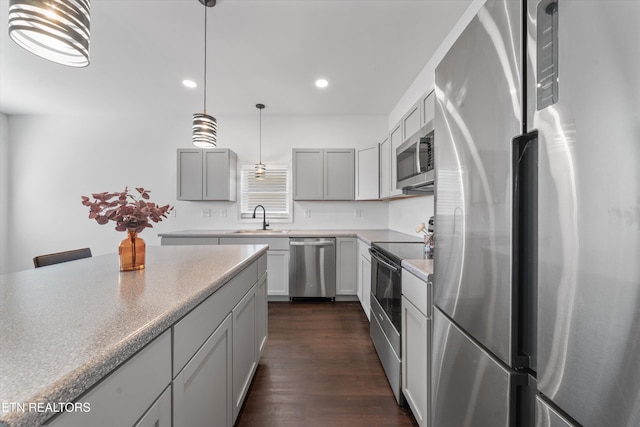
289;237;336;300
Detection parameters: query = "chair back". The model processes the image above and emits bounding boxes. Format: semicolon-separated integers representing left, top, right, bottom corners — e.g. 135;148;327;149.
33;248;92;268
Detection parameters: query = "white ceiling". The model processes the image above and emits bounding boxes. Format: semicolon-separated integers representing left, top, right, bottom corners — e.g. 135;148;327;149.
0;0;472;117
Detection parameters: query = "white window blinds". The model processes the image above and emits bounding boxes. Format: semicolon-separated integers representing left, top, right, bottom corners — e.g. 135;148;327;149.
240;164;291;220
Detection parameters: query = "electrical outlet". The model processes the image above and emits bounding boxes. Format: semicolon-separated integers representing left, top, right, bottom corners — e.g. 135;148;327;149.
201;208;211;217
220;208;227;218
304;208;311;218
169;208;176;217
354;208;361;217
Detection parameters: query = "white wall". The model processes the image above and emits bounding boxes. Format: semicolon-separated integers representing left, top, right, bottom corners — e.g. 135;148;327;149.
388;196;434;237
385;0;485;236
3;113;388;273
0;114;9;273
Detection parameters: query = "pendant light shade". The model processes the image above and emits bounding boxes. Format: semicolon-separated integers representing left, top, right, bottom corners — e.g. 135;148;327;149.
8;0;91;67
255;103;266;180
192;113;217;148
192;0;217;148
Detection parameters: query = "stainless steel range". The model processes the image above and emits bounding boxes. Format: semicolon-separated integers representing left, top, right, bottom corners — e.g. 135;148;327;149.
369;241;424;404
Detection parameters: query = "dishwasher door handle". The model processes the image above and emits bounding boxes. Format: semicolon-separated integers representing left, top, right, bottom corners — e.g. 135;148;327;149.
290;241;335;247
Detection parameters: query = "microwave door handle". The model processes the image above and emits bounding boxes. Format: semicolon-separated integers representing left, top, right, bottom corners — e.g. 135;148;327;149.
415;142;422;174
368;249;399;272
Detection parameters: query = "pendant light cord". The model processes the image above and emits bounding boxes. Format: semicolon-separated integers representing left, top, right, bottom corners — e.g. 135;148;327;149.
203;6;208;114
259;108;262;163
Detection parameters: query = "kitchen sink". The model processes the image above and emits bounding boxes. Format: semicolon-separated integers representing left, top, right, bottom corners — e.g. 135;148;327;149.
231;229;290;234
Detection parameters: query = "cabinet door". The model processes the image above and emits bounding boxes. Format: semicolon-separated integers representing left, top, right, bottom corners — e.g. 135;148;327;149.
361;255;371;320
402;296;429;427
356;145;380;200
324;149;355;200
204;149;237;201
402;100;421;140
421;90;435;128
336;238;357;295
389;123;403;197
256;272;268;357
232;285;258;422
173;315;233;427
177;149;203;200
292;149;324;200
379;135;391;198
134;386;171;427
266;250;289;296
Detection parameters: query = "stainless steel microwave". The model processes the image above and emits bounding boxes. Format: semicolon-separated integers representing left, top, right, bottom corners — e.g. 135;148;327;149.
396;124;434;192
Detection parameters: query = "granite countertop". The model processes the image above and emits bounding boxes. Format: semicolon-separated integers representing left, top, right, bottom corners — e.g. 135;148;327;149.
0;245;267;427
402;258;434;282
158;229;423;245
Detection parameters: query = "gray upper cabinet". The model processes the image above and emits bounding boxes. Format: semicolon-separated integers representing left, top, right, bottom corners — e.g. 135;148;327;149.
177;148;237;201
379;135;391;199
292;149;324;200
402;100;421;140
292;148;355;201
356;145;379;200
324;149;355;200
389;123;403;197
421;90;435;128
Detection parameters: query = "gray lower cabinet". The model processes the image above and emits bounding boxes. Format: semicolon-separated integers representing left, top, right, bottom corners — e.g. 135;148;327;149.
357;239;371;320
46;257;266;427
256;271;268;356
292;148;355;200
401;269;431;427
173;315;233;427
47;331;172;427
219;237;289;297
266;250;289;297
177;148;237;201
232;285;258;422
336;238;357;295
134;386;172;427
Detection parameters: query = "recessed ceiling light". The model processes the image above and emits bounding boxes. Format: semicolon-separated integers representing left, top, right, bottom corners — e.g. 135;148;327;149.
182;79;197;88
315;79;329;88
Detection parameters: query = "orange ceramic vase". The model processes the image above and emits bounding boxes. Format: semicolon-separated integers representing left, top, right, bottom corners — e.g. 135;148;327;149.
119;230;146;271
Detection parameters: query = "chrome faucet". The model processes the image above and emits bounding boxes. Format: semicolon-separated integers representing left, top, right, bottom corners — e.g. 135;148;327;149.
252;205;269;230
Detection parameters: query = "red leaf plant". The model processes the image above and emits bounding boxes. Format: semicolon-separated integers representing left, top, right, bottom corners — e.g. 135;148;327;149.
81;187;173;233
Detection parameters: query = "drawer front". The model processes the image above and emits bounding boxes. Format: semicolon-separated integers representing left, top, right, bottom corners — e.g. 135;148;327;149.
173;261;258;376
402;269;429;317
219;237;288;251
370;296;400;355
47;330;171;427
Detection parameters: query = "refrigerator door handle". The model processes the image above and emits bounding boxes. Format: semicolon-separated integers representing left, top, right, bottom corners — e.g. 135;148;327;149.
511;130;538;370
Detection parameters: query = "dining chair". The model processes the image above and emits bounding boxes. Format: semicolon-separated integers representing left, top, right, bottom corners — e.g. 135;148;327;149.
33;248;92;268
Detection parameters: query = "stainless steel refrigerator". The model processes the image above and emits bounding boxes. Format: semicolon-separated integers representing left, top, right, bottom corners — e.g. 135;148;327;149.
432;0;640;426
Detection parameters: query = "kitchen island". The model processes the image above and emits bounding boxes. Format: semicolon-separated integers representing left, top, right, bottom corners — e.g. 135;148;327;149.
0;245;268;427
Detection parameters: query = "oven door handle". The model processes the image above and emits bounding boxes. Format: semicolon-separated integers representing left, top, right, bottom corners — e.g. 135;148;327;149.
369;249;399;272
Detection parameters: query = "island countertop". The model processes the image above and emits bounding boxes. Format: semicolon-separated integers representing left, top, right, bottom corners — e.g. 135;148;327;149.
0;244;267;427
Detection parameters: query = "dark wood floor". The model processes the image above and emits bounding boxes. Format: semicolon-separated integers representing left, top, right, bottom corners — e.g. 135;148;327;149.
235;301;418;427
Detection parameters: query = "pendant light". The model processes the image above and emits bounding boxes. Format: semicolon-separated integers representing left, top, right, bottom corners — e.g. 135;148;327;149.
192;0;217;148
8;0;91;67
255;104;266;180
